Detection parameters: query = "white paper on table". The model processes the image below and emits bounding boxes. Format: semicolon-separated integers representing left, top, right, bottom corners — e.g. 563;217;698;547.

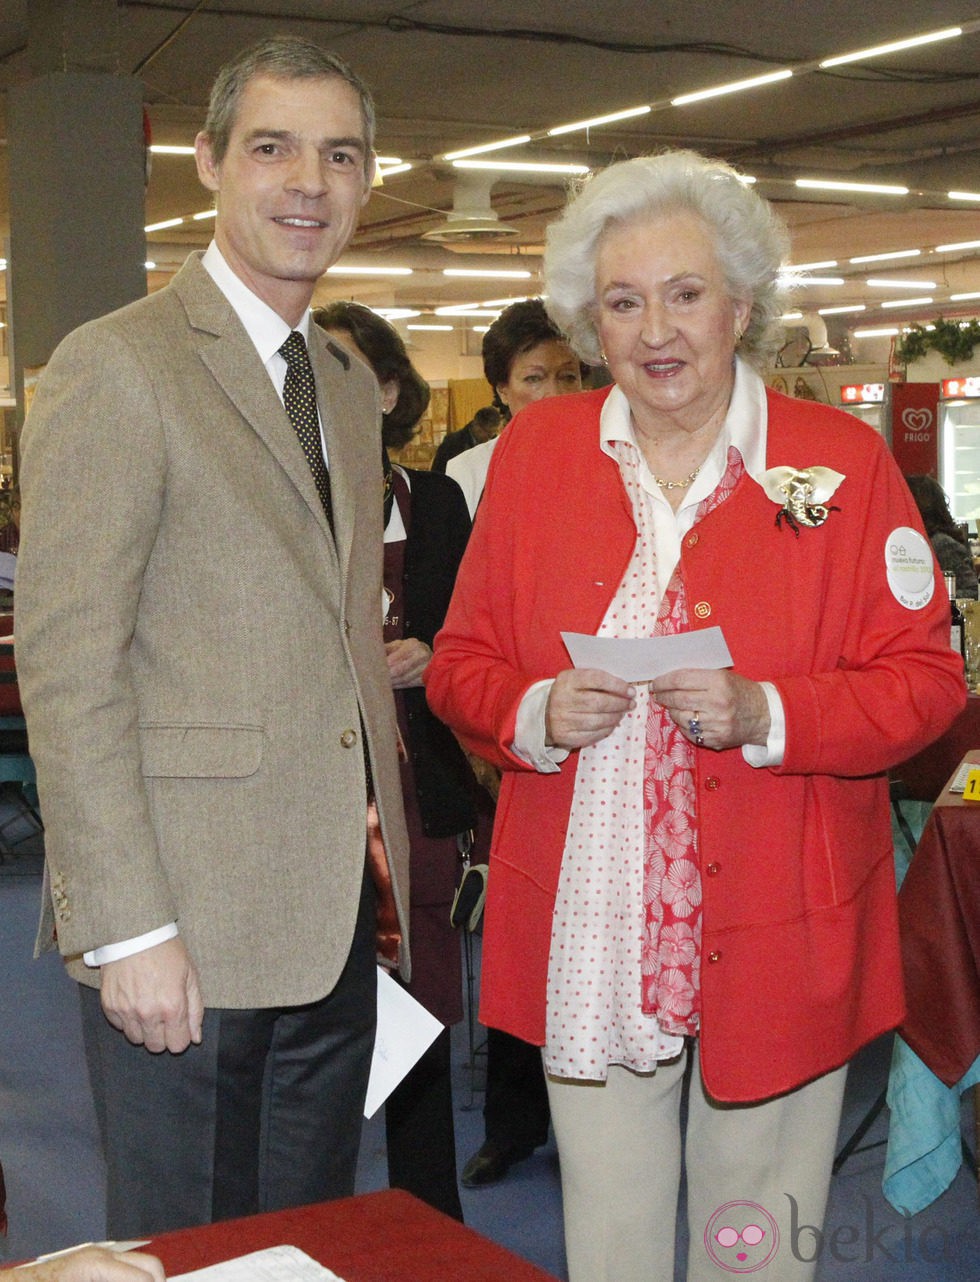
175;1245;345;1282
561;625;733;683
364;966;443;1118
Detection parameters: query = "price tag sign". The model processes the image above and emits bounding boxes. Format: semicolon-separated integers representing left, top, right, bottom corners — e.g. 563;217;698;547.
962;768;980;802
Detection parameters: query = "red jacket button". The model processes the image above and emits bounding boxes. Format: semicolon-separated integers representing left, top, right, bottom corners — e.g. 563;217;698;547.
707;950;722;963
706;862;721;875
694;601;711;619
685;532;699;548
705;775;720;790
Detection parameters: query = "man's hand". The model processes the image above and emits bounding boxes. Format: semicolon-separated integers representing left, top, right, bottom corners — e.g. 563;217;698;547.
100;937;204;1054
386;637;432;689
8;1247;166;1282
545;668;635;750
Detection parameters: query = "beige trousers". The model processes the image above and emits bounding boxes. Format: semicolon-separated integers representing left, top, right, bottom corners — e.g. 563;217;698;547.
546;1043;848;1282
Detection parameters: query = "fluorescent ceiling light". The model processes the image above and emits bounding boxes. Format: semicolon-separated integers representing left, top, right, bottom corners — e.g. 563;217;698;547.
936;239;980;253
407;324;454;331
377;163;412;177
145;261;156;271
443;135;532;161
849;249;920;263
326;265;413;276
193;209;216;220
443;268;532;280
435;304;505;316
866;278;937;289
951;292;980;301
548;105;651;136
796;179;909;195
853;328;901;338
780;311;804;321
818;305;866;315
373;308;420;320
948;191;980;202
881;296;934;308
149;145;195;155
375;156;402;167
452;158;589;175
782;275;845;286
819;26;961;69
671;69;792;106
786;260;838;271
145;217;184;232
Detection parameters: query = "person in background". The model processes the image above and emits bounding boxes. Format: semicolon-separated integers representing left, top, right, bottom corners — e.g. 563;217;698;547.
426;149;965;1280
15;37;409;1236
905;473;978;597
0;488;20;554
316;301;476;1221
1;1249;164;1282
446;299;583;518
430;405;502;475
451;298;583;1189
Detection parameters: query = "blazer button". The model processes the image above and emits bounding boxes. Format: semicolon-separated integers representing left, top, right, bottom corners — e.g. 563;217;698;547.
706;862;721;876
685;532;699;548
693;601;712;619
340;728;358;749
707;950;722;963
705;775;720;790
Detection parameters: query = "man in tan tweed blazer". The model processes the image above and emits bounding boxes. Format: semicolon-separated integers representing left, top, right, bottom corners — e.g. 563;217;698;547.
15;36;409;1236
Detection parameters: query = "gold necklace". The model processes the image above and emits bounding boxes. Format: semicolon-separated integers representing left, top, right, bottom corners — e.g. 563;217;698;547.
653;465;702;491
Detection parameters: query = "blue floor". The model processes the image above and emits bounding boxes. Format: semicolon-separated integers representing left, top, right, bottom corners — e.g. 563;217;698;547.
2;834;978;1279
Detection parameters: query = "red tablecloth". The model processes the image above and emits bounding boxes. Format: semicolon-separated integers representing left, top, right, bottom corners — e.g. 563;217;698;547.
892;693;980;801
898;749;980;1087
146;1190;559;1282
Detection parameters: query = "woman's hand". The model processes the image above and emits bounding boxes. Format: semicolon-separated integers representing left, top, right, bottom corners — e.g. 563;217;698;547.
545;668;635;750
651;668;770;750
386;637;432;688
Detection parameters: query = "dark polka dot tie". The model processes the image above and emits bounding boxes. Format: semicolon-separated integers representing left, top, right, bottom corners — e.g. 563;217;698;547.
279;330;334;531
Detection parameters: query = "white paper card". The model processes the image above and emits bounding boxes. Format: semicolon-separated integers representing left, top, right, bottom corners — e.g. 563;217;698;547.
175;1245;345;1282
561;626;733;683
364;966;443;1118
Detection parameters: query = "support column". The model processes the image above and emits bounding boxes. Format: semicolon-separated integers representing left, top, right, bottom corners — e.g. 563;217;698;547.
7;0;146;425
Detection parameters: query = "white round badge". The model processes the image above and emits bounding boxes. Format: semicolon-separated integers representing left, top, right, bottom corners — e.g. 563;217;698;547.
885;526;935;610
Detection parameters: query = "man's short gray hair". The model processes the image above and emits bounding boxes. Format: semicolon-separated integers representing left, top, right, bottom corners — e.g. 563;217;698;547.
544;149;791;369
202;35;376;174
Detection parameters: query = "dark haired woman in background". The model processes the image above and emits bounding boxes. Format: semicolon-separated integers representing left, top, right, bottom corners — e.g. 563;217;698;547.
446;298;584;518
905;473;978;597
315;302;476;1220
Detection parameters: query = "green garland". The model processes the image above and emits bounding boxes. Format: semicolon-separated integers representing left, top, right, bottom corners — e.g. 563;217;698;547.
895;316;980;366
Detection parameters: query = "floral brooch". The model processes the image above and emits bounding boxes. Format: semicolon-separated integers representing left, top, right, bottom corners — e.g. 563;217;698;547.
759;466;845;536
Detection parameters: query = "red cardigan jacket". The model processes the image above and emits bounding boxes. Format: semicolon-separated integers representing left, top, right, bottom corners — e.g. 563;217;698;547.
426;384;966;1102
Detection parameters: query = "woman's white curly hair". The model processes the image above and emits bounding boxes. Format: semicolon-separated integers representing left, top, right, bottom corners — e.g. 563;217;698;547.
543;149;791;370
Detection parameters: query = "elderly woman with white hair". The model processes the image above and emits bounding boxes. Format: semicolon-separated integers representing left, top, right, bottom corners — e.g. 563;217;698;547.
426;149;965;1281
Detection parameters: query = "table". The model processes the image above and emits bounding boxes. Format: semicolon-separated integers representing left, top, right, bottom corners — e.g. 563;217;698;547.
882;751;980;1215
899;749;980;1085
146;1189;560;1282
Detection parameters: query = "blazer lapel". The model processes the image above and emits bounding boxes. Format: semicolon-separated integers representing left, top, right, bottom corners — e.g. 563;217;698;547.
171;255;338;547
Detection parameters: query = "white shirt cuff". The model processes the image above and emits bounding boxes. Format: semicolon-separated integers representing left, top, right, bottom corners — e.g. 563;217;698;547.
512;679;569;773
741;681;785;768
83;922;179;968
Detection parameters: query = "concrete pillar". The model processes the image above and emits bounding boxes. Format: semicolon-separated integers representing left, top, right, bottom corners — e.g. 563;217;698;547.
7;0;146;420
